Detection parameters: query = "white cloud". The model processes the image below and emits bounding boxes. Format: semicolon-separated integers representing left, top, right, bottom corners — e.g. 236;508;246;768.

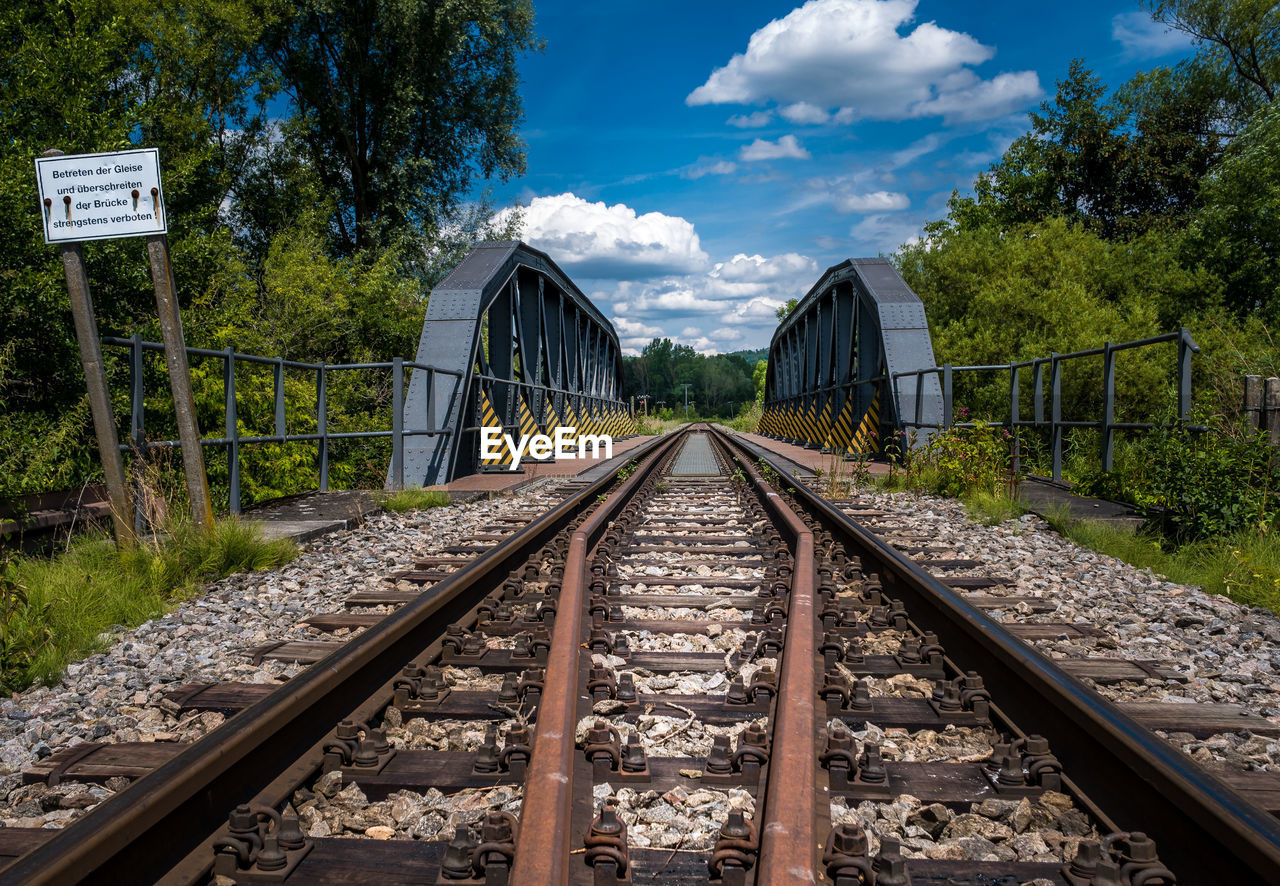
739;134;810;161
849;213;924;251
779;102;832;124
498;193;709;278
835;190;910;212
683;160;739;179
727;110;774;127
906;71;1043;123
711;327;746;342
687;0;1040;123
713;252;818;282
1112;11;1195;58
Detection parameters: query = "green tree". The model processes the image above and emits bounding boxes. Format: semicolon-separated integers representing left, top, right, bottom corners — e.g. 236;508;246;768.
1190;100;1280;324
256;0;541;256
775;298;798;322
1148;0;1279;108
752;359;768;403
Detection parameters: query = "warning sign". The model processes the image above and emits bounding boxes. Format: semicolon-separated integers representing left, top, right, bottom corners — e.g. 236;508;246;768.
35;148;166;243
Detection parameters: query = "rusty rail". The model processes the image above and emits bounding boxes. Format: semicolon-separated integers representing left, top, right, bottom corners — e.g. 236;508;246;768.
510;432;683;885
722;427;1280;885
728;441;818;883
0;435;676;886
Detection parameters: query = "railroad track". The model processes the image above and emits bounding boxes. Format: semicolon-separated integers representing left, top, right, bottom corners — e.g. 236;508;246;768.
2;426;1279;883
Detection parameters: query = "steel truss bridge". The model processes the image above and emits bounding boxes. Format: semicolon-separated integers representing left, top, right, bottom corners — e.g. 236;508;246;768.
399;241;637;486
759;257;941;455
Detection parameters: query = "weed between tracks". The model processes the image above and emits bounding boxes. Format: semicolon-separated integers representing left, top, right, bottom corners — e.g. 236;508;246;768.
0;518;296;693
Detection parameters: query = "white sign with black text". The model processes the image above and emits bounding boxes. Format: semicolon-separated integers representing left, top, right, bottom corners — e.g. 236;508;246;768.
35;148;166;244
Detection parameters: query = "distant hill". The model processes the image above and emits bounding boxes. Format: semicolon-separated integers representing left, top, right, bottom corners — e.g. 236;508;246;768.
727;348;768;364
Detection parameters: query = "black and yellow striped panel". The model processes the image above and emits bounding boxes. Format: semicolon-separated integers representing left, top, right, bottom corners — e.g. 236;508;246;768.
519;392;538;439
827;395;855;453
816;397;832;449
479;389;511;468
850;389;881;455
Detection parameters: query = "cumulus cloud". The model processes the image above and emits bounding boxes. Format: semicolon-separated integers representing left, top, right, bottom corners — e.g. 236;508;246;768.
835;190;910;212
713;252;819;282
779;102;831;124
497;193;709;278
727;110;774;128
687;0;1040;123
739;134;810;161
1112;11;1195;58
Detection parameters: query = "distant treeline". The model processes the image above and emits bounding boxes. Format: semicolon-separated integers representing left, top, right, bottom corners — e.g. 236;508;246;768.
621;340;766;418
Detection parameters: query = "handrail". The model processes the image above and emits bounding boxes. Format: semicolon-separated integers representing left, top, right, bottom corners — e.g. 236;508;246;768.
890;328;1199;481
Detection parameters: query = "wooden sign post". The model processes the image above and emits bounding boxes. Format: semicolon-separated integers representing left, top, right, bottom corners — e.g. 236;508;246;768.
36;147;213;539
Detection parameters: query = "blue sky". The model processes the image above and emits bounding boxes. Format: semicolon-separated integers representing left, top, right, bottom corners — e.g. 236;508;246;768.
487;0;1198;355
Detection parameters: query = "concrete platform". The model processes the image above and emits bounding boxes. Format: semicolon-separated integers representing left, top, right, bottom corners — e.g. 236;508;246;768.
1017;476;1146;531
725;429;890;480
735;429;1146;531
243;490;379;544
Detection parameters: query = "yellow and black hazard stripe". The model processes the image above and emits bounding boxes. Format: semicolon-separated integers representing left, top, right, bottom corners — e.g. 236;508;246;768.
478;389;512;470
816;397;833;449
849;389;881;455
827;394;856;453
799;396;817;446
518;391;538;440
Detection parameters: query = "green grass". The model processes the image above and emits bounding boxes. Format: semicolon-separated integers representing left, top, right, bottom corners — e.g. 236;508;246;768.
962;488;1027;525
1042;507;1280;613
379;487;451;512
1;519;296;692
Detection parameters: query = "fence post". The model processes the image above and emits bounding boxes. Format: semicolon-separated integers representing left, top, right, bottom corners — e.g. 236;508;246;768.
224;348;240;514
1033;361;1045;425
425;369;436;433
391;357;405;490
942;365;954;428
317;364;328;492
1266;377;1280;447
1009;364;1020;475
1177;327;1193;422
1050;354;1063;482
1102;342;1116;472
1244;375;1263;431
129;334;146;535
273;358;286;441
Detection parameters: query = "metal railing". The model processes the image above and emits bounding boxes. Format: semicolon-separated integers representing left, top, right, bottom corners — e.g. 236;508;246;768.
891;328;1199;482
105;335;463;513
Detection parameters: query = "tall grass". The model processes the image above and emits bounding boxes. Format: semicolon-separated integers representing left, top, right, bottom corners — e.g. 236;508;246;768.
1042;507;1280;613
379;487;450;512
1;518;296;691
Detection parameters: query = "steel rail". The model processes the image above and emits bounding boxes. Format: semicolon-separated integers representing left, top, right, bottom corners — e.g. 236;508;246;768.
0;435;672;886
509;431;685;885
727;429;1280;884
716;434;819;883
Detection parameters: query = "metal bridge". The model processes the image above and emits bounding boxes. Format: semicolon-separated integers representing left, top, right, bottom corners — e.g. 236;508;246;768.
759;257;942;455
397;241;636;487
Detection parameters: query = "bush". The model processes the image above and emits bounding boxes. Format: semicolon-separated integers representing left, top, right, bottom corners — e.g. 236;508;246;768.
893;419;1015;498
1074;417;1279;541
